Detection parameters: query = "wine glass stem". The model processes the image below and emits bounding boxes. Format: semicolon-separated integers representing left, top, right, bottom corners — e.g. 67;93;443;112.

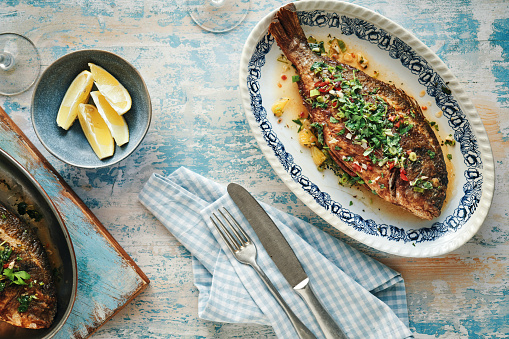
0;52;15;71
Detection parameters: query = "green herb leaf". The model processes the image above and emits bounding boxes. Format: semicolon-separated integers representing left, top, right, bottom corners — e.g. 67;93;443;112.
310;122;324;144
3;269;30;285
337;39;347;52
17;294;36;313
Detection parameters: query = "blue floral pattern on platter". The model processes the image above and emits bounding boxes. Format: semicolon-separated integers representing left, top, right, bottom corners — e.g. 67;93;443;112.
246;10;483;244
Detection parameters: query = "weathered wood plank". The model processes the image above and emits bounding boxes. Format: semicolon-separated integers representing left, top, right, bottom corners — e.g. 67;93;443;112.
0;108;149;338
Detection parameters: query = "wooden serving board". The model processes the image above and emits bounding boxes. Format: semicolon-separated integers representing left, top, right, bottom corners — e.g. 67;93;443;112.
0;106;150;338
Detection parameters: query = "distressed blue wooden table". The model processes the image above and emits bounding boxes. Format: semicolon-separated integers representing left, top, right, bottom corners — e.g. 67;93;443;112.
1;0;508;337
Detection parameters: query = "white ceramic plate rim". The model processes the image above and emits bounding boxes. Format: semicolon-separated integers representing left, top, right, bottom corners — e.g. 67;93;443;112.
239;0;495;257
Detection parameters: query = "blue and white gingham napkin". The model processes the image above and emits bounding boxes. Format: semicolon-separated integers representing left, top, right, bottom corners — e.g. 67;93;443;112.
139;167;413;339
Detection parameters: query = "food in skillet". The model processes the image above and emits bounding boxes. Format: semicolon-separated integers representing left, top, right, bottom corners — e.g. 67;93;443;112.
268;4;448;220
0;203;57;329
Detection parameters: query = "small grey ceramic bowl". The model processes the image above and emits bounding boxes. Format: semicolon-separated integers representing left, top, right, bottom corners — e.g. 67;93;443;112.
31;50;151;168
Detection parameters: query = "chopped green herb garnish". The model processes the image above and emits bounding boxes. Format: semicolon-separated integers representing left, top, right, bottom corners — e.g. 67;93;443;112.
304;58;414;168
277;54;289;64
309;41;326;55
292;119;303;132
447;154;452;160
292;75;300;83
444;137;456;146
422;181;433;190
17;294;37;313
427;150;436;159
310;122;324;145
0;245;12;264
310;88;320;97
337;39;347;52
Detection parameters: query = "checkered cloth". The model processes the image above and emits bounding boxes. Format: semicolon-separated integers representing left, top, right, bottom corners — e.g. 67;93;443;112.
139;167;413;338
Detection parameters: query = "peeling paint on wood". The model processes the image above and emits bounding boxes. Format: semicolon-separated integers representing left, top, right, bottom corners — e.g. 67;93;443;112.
0;108;149;338
0;0;508;338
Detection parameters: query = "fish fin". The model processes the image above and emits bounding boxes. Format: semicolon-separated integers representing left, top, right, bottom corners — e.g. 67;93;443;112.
269;3;307;47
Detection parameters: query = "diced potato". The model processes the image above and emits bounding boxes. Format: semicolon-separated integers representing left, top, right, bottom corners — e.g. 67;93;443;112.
298;128;317;147
272;97;290;117
311;146;327;166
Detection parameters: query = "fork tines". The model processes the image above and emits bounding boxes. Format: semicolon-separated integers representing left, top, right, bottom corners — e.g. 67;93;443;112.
210;208;250;252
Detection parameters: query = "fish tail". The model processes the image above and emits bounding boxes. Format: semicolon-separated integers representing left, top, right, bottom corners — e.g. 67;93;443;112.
268;4;307;47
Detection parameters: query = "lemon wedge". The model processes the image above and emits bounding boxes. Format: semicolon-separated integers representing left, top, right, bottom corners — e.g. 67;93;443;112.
90;91;129;146
89;63;132;115
77;103;114;160
56;70;94;130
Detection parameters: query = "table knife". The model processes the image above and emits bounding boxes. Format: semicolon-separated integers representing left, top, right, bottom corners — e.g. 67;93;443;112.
227;183;348;339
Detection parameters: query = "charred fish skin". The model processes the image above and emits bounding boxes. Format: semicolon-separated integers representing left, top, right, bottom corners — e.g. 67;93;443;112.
0;203;57;329
269;4;448;220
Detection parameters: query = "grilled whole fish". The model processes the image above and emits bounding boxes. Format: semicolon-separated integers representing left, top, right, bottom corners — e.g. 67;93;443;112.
269;4;448;219
0;203;56;329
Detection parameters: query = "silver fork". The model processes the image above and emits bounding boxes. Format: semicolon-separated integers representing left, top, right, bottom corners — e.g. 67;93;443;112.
211;208;316;339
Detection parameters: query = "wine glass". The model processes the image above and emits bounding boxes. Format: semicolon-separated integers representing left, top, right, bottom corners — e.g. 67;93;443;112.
0;33;41;96
188;0;250;33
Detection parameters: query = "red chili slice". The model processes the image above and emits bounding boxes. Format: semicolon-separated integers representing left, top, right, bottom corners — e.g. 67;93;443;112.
3;263;8;269
400;168;409;181
394;121;401;128
352;163;362;172
388;161;395;170
388;115;396;122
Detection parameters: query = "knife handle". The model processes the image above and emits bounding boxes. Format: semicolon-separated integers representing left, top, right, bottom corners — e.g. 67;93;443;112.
294;280;348;339
250;262;317;339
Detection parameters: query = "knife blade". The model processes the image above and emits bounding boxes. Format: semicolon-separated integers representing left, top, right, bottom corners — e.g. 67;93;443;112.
227;183;348;339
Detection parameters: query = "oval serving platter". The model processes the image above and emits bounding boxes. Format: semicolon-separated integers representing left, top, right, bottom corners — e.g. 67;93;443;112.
0;148;77;338
239;1;495;257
